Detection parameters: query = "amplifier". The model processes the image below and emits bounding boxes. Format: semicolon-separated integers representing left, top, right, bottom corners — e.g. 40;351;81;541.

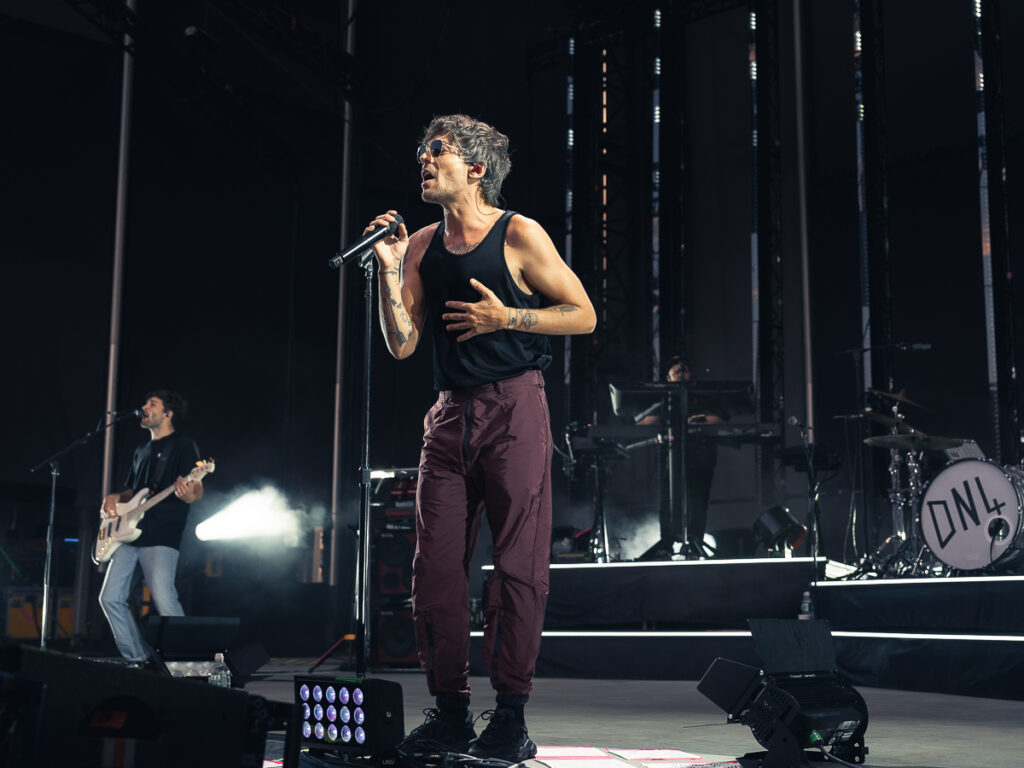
5;589;73;640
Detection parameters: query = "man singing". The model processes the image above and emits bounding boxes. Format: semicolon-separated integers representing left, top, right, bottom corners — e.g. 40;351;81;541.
367;114;595;761
98;390;203;666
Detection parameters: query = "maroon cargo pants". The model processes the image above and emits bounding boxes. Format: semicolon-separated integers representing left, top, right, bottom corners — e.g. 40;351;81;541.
413;369;552;698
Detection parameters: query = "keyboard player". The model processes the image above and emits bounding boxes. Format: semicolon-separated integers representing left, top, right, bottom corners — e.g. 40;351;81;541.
638;354;726;558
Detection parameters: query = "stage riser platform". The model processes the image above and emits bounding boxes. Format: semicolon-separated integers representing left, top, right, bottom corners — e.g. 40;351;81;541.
468;633;1024;701
812;576;1024;634
463;564;1024;700
836;634;1024;701
494;558;827;630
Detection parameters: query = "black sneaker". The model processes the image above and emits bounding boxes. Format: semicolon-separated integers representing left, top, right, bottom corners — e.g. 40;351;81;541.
468;708;537;763
399;708;477;753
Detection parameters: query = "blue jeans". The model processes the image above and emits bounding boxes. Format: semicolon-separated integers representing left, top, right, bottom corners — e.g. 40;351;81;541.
98;544;184;661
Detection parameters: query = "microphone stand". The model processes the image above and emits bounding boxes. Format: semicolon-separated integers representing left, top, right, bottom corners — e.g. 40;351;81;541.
310;248;375;675
795;421;824;585
29;415;127;649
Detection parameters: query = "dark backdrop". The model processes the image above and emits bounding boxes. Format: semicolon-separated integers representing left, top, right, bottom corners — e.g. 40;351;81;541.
1;0;1021;653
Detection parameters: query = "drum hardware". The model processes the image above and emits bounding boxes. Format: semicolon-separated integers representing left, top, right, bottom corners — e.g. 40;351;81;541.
863;433;965;452
869;388;933;412
834;409;912;431
918;458;1024;572
863;411;909;430
859;438;943;576
560;422;659;564
855;390;953;577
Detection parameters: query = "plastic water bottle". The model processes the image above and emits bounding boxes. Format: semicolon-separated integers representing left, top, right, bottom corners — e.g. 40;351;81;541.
208;652;232;688
798;590;814;620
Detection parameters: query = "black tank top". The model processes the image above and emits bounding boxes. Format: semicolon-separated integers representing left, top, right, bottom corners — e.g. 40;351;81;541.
419;210;552;389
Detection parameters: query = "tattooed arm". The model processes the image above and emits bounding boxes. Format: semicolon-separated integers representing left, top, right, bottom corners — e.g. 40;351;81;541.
369;211;429;359
442;215;596;342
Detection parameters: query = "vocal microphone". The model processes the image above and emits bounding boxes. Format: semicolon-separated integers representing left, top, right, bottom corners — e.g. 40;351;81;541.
106;409;143;421
329;214;404;269
896;342;933;351
787;415;812;430
625;433;673;451
633;401;663;424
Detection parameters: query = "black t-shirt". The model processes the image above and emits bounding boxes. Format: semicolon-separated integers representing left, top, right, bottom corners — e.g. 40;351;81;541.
124;431;201;549
419;210;552;389
686;389;725;469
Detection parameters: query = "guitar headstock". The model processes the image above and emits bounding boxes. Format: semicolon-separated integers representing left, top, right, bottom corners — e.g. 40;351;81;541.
190;459;216;480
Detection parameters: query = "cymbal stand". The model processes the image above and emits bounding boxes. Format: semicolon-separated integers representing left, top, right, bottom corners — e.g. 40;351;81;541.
902;452;944;575
862;401;917;577
884;401;909;541
588;449;613;563
580;439;630;563
885;444;906;541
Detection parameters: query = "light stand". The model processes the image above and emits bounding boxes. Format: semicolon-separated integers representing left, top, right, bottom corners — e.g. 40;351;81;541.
311;247;376;674
29;412;134;649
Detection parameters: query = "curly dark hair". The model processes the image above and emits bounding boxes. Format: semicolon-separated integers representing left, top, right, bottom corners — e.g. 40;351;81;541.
420;114;511;207
146;389;188;426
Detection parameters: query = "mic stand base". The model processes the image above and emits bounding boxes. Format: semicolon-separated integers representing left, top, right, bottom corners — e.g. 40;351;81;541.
635;536;711;562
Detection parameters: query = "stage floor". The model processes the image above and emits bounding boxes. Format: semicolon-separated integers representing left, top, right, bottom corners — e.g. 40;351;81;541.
247;659;1024;768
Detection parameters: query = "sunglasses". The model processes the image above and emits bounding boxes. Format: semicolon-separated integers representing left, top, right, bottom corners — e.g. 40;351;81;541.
416;139;459;161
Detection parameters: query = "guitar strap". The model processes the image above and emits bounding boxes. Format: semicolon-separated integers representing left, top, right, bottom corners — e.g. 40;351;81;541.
150;444;172;493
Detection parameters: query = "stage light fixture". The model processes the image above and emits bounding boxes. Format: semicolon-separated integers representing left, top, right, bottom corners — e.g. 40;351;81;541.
698;620;868;768
753;505;807;554
292;675;404;757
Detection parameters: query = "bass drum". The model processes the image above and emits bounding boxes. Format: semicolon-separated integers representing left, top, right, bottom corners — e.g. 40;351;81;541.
920;459;1024;571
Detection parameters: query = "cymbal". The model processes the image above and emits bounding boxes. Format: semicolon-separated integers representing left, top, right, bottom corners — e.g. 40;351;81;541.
863;434;964;451
833;410;914;431
863;410;912;429
869;389;930;411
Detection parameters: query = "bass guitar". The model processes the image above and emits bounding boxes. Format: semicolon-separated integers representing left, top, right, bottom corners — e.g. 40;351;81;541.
93;459;215;564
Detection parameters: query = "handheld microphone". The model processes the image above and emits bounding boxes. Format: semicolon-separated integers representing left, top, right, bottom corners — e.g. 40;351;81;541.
329;214;404;269
787;415;812;430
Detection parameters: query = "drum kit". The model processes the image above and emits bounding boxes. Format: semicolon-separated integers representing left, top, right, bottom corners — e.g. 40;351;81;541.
853;389;1024;577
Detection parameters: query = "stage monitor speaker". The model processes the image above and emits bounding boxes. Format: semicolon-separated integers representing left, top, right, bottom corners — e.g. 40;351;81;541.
0;644;274;767
372;607;418;666
143;615;241;659
226;641;271;685
142;616;268;685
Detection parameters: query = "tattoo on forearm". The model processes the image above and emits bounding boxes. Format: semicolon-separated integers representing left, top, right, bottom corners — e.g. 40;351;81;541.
507;308;539;330
553;305;577;315
379;272;414;349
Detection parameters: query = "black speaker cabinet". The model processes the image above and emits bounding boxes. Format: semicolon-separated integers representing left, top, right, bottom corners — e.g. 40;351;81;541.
0;644;269;767
374;529;416;597
142;615;241;660
372;607;418;666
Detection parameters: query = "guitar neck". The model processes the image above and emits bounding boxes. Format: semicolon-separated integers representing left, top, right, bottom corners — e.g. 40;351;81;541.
140;474;197;513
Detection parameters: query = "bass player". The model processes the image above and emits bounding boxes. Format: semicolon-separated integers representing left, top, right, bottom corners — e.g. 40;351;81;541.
98;390;203;666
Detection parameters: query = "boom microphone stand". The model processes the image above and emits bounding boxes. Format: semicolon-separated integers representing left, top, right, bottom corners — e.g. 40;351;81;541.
310;240;382;674
29;411;138;649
